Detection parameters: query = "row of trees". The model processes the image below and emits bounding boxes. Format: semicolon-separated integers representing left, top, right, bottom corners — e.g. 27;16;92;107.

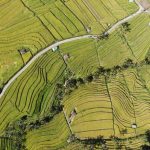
79;136;108;149
51;83;64;113
4;113;57;150
65;56;150;91
64;58;137;94
5;117;27;150
80;130;150;150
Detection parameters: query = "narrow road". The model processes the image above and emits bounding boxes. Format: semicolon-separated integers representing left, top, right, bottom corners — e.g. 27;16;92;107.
106;0;144;34
0;0;144;99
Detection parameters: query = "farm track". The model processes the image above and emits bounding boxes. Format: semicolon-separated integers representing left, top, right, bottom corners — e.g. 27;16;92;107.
0;0;144;99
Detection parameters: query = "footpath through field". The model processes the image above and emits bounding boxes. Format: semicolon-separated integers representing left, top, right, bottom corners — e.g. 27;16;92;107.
0;0;144;99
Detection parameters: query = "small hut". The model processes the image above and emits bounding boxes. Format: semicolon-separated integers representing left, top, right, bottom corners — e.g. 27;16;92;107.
68;108;77;124
129;0;134;2
52;46;59;52
131;123;137;129
19;49;29;54
63;53;70;61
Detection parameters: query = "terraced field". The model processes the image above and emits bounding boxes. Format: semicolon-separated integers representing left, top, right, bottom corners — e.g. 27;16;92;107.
124;13;150;61
2;11;149;135
26;113;70;150
60;39;100;77
0;0;150;149
60;13;150;75
0;0;54;88
63;68;150;139
0;50;66;134
123;69;150;135
1;19;149;135
105;136;148;150
138;64;150;89
63;76;114;138
0;137;14;150
0;0;138;88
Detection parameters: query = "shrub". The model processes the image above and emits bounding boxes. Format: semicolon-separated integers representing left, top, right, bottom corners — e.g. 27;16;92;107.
86;75;93;82
146;130;150;143
141;144;150;150
77;78;84;85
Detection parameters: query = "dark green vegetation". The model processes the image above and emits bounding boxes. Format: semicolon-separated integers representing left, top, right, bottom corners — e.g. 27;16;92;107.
0;137;15;150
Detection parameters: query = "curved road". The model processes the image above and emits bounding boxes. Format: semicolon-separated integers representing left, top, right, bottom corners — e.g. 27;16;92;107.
107;0;144;34
0;0;144;99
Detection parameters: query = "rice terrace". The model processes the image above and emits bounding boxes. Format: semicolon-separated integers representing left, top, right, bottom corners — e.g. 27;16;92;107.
0;0;150;149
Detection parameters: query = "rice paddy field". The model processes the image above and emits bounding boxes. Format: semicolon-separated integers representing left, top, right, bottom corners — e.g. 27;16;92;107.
0;50;66;135
63;68;150;139
105;136;149;150
60;13;150;76
124;13;150;61
21;50;32;64
0;0;150;149
1;12;149;135
0;137;14;150
26;113;70;150
0;0;138;88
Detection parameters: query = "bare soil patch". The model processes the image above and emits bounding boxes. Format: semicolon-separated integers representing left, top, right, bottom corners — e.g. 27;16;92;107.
140;0;150;10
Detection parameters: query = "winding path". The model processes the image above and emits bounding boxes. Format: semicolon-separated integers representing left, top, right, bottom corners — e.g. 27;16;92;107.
0;0;144;99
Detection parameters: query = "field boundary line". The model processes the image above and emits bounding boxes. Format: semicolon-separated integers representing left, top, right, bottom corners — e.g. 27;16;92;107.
63;109;73;134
